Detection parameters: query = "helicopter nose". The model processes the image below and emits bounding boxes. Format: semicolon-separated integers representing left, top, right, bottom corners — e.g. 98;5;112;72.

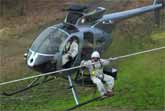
27;51;38;67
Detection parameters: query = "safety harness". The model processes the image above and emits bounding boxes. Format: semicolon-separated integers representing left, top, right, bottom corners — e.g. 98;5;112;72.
64;42;71;54
91;60;104;81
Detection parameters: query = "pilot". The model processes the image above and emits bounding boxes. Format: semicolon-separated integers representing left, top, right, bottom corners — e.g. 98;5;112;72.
62;37;79;68
81;51;114;97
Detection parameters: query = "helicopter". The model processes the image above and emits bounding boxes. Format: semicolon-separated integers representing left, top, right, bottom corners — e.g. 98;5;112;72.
25;0;164;73
1;0;164;110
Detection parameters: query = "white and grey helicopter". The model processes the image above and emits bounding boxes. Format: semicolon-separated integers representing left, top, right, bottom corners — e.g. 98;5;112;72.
1;0;164;110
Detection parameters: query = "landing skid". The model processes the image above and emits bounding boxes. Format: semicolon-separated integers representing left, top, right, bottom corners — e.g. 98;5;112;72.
66;72;110;111
1;76;54;96
66;96;102;111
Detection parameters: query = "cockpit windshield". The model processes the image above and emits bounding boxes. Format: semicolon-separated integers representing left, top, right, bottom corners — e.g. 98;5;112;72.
31;27;68;54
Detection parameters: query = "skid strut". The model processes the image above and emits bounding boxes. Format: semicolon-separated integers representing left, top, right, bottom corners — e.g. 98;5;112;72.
67;74;79;105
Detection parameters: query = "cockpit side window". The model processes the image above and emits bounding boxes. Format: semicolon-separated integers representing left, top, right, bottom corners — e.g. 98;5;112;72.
95;37;106;53
31;27;68;54
82;32;94;60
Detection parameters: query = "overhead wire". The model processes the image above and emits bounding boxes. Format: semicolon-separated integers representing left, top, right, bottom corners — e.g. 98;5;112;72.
0;46;164;86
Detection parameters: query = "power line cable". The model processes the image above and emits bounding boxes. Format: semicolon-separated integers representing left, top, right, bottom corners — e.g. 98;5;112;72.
0;46;164;86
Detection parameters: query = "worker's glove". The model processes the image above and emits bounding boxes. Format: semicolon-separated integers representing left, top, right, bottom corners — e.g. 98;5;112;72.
80;60;86;69
81;60;85;64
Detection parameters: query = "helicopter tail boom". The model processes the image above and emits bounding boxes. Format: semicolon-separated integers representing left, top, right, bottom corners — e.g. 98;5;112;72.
100;0;163;23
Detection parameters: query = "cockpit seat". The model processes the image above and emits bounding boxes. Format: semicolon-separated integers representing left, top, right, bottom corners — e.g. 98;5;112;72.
75;67;118;86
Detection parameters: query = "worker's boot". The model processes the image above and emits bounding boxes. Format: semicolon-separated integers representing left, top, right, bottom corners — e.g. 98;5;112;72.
106;91;114;97
101;94;107;99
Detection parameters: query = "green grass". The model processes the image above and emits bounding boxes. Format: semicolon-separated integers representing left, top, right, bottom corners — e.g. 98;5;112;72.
151;32;165;40
0;0;165;110
1;31;165;111
77;50;165;111
1;49;164;111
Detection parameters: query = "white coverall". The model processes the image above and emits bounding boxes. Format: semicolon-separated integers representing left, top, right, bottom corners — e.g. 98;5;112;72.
62;40;79;65
81;59;114;96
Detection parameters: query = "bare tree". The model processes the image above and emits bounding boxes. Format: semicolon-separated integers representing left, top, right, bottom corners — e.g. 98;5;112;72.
20;0;26;16
0;0;4;16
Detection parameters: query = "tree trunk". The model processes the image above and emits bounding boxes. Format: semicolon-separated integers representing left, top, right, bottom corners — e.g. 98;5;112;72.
0;0;4;16
20;0;25;16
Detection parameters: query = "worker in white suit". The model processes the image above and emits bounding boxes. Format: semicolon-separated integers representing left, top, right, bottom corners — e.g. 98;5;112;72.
81;51;114;97
62;37;79;68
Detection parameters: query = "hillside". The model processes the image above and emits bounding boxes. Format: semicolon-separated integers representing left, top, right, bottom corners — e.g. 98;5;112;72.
0;0;165;111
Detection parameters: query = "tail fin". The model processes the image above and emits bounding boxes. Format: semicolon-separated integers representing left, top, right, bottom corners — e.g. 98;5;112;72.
153;0;164;6
153;0;163;26
153;0;164;26
154;8;160;26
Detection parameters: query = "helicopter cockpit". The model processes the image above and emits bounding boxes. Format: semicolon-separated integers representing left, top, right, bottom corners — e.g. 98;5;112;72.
31;27;69;54
64;5;106;26
64;5;87;25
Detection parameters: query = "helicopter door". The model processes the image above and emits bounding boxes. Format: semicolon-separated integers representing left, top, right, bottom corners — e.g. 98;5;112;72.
95;37;106;53
81;32;94;60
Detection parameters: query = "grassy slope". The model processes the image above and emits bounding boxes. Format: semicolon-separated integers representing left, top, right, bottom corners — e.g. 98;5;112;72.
0;0;165;111
77;50;165;111
1;31;165;111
